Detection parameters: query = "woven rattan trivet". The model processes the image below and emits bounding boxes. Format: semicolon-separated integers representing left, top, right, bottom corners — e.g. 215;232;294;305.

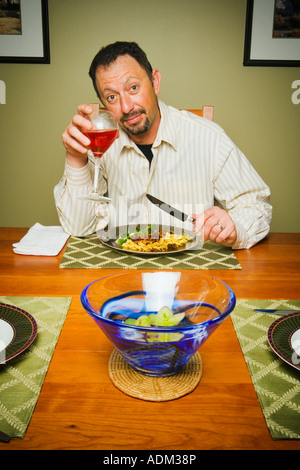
108;349;202;402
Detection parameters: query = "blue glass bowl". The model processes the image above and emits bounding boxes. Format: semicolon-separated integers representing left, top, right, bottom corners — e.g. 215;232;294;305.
81;271;236;377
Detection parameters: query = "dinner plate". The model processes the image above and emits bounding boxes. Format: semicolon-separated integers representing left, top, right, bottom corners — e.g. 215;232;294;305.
267;312;300;371
0;303;38;364
97;224;200;255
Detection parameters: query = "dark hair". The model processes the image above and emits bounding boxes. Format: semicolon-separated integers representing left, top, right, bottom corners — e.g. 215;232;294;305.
88;41;153;99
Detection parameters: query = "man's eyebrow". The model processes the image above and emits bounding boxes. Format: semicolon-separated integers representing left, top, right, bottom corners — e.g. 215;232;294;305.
102;76;142;94
102;87;117;95
124;76;142;83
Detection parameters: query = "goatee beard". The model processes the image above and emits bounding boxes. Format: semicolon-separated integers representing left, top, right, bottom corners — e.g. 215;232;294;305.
121;110;150;136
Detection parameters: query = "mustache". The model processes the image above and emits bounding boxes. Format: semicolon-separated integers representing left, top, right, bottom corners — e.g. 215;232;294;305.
120;109;146;123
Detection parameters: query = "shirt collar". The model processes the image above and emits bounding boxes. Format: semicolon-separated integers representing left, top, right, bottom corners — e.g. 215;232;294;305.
113;100;179;154
153;100;179;151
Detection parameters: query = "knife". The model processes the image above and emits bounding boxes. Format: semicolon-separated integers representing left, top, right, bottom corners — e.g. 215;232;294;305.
146;194;196;224
254;309;300;315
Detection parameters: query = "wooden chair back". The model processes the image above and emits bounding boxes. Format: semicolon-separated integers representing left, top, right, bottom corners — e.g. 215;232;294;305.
186;106;214;120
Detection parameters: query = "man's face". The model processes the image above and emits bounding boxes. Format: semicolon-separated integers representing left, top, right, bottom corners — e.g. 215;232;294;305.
95;55;161;144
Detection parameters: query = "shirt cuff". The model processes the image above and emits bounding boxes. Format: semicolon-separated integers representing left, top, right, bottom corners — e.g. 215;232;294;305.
65;162;91;186
231;220;249;250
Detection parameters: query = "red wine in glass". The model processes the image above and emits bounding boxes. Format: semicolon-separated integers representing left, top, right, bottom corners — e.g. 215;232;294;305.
79;107;118;202
83;128;118;158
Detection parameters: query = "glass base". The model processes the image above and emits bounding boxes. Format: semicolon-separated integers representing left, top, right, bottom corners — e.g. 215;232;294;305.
78;193;111;202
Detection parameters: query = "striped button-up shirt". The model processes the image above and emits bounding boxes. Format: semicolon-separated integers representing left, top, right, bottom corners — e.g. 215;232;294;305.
54;100;272;249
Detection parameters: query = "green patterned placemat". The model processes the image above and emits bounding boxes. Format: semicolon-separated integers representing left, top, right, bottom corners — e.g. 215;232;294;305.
59;234;241;270
231;299;300;440
0;296;72;440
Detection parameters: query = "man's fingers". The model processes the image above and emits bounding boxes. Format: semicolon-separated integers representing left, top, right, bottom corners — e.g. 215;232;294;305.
193;206;237;246
77;104;94;117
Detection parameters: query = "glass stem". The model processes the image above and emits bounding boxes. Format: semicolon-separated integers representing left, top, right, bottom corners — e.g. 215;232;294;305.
93;160;100;194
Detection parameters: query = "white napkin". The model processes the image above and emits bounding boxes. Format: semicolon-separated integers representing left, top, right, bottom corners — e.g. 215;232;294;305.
13;223;69;256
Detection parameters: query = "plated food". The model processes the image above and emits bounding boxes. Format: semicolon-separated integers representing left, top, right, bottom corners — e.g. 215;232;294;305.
118;225;192;253
98;224;199;255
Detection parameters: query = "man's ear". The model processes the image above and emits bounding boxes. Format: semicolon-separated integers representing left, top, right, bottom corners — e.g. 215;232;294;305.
152;69;161;95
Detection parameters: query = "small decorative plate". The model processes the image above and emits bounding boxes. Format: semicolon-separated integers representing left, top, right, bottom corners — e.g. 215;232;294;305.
267;313;300;371
97;224;200;255
0;303;38;364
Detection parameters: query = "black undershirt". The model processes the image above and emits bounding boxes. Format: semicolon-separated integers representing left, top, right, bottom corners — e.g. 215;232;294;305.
137;144;153;167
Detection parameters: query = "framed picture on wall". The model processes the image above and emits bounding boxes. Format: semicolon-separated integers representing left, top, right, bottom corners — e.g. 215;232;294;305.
0;0;50;64
243;0;300;67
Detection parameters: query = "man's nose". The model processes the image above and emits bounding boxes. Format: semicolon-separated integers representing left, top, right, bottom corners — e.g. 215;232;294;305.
120;94;134;115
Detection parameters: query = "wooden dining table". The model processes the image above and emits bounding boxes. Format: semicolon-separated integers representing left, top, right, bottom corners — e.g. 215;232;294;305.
0;227;299;451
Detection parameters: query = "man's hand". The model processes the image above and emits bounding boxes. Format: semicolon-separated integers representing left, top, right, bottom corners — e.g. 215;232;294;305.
193;206;237;247
62;104;94;168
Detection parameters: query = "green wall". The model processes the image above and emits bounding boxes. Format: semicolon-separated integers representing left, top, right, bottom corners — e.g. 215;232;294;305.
0;0;299;231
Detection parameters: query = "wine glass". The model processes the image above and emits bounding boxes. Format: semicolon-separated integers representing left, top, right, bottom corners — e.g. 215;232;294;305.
79;107;118;202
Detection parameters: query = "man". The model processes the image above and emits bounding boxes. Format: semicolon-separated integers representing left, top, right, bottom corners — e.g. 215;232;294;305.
55;41;272;249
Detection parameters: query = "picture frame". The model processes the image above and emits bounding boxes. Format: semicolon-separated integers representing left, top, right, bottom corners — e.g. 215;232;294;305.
0;0;50;64
243;0;300;67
